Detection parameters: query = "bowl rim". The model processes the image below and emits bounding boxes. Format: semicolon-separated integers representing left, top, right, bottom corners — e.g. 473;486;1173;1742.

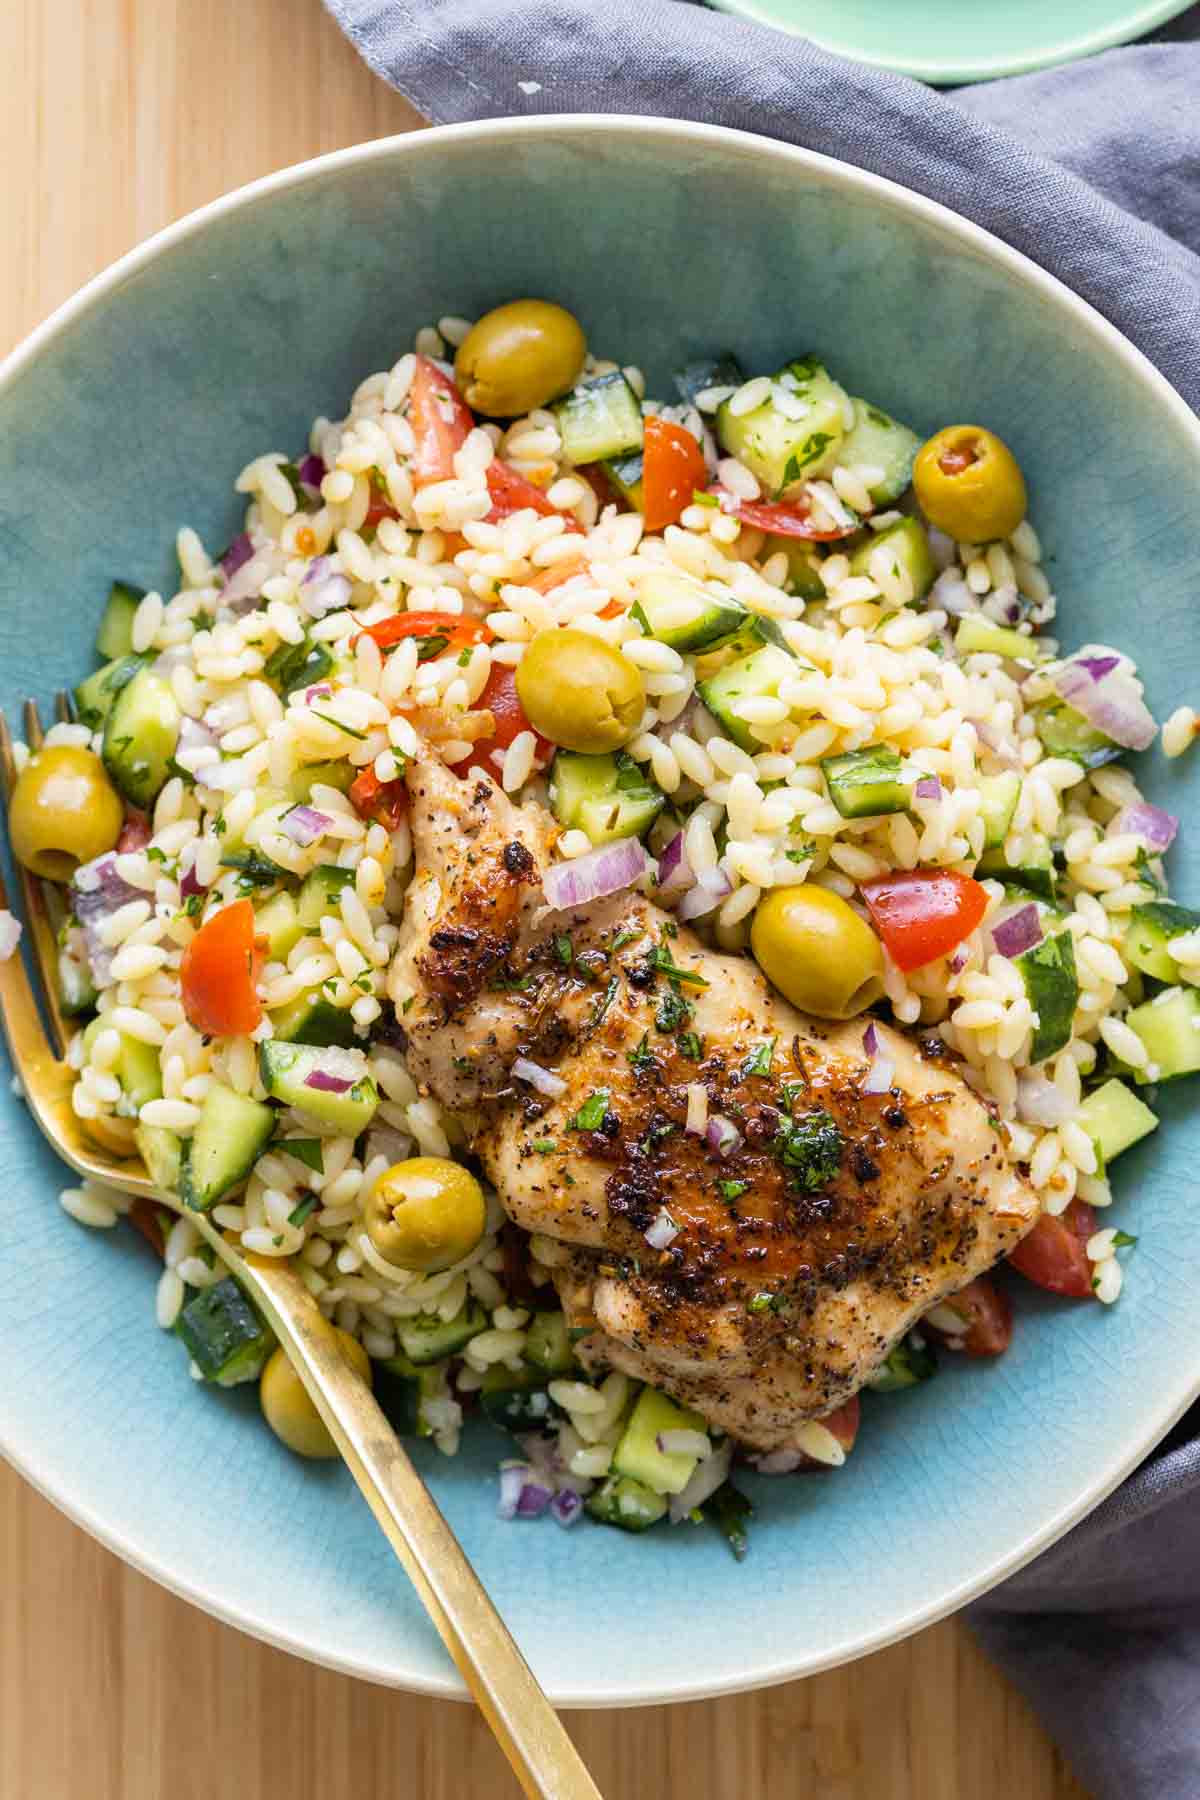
3;112;1199;1707
708;0;1195;85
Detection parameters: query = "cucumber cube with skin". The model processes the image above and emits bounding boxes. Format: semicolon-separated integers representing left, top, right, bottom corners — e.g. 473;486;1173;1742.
1124;901;1200;983
821;746;911;819
1014;929;1079;1065
176;1276;274;1385
95;580;146;661
1076;1078;1158;1165
978;772;1023;852
178;1083;276;1212
835;398;922;505
612;1385;709;1496
630;569;748;654
258;1041;379;1134
698;643;800;752
101;664;181;809
585;1473;669;1532
716;358;849;498
955;618;1041;662
1125;988;1200;1083
849;517;936;603
555;373;644;466
549;750;665;845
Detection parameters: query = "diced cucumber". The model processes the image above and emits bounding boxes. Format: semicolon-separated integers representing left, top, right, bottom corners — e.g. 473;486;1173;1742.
96;580;146;661
836;397;921;505
82;1018;162;1109
1125;988;1200;1083
821;746;910;819
849;517;936;602
1032;700;1120;770
101;665;181;809
263;637;335;698
631;569;747;654
763;535;826;602
135;1122;182;1193
179;1083;275;1212
524;1311;575;1376
977;834;1058;902
374;1352;446;1437
603;450;644;512
288;761;355;802
1014;929;1079;1065
176;1276;274;1385
867;1334;937;1391
258;1041;378;1133
74;653;146;732
549;750;665;845
396;1300;488;1366
254;891;304;961
716;358;848;498
978;772;1023;852
269;988;359;1048
1124;901;1200;983
555;373;644;466
297;863;354;929
479;1365;558;1433
585;1473;668;1532
58;942;96;1016
955;618;1040;662
673;354;745;408
1077;1078;1157;1164
698;643;798;752
611;1385;708;1496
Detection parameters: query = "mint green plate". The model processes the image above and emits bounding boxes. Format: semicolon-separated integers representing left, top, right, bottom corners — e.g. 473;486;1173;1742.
715;0;1193;83
1;118;1198;1704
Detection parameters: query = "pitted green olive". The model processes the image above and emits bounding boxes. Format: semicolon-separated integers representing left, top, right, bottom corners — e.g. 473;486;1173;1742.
751;883;885;1020
912;425;1027;544
260;1328;370;1459
9;744;125;881
366;1156;486;1274
515;628;645;753
454;300;587;417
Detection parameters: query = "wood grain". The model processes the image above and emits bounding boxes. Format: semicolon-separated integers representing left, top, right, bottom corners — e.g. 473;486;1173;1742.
0;1;1091;1795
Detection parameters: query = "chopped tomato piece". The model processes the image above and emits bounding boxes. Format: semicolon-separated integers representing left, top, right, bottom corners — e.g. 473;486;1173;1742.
1008;1199;1097;1299
180;898;264;1038
576;463;618;509
859;870;989;973
117;810;151;853
925;1275;1013;1356
128;1197;166;1258
642;416;709;533
353;610;492;657
706;489;858;541
797;1396;860;1471
363;495;400;532
408;355;474;487
485;460;581;530
452;663;552;778
349;765;408;832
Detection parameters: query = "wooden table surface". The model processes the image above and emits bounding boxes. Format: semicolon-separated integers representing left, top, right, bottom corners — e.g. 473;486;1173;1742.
1;3;1091;1795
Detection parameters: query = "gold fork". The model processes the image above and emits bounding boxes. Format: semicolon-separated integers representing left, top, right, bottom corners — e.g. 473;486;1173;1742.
0;695;601;1800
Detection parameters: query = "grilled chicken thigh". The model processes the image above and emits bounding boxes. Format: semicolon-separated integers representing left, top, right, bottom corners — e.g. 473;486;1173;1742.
392;752;1039;1453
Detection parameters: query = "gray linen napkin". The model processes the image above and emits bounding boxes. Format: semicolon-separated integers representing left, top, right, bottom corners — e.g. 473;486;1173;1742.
324;4;1200;1790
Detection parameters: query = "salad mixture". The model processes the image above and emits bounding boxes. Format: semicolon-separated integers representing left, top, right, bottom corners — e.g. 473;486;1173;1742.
9;296;1198;1556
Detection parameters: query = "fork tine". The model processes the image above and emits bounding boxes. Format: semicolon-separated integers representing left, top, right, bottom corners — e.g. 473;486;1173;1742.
55;690;74;726
1;702;71;1058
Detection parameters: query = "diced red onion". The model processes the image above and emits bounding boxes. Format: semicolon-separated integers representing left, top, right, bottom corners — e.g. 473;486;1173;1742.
297;453;326;494
304;1069;355;1094
116;810;152;853
668;1439;732;1522
221;548;271;616
969;717;1022;771
914;777;941;801
1052;652;1157;752
657;1429;711;1459
178;715;219;756
516;1481;554;1519
302;571;353;620
497;1463;528;1521
1016;1072;1073;1128
305;683;333;704
542;838;648;912
860;1020;894;1093
281;804;333;847
0;911;22;962
179;861;206;900
511;1056;568;1099
220;533;254;578
644;1206;680;1250
72;854;146;983
705;1114;741;1157
948;948;968;974
550;1489;583;1528
991;903;1043;959
930;568;973;616
1112;801;1178;852
862;1021;879;1057
677;865;733;923
657;830;693;901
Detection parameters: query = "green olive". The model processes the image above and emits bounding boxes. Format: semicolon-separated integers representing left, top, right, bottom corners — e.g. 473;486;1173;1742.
750;884;885;1020
515;628;644;753
260;1328;370;1460
455;299;587;418
366;1155;486;1274
912;425;1027;544
8;744;125;882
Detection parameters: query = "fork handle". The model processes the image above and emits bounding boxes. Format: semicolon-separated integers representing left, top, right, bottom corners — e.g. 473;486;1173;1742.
244;1255;601;1800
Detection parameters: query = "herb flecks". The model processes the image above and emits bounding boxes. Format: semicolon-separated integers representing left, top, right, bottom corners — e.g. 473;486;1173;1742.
568;1091;610;1132
772;1107;843;1192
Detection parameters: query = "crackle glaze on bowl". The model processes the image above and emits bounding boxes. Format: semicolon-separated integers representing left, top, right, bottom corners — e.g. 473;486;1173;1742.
1;117;1197;1705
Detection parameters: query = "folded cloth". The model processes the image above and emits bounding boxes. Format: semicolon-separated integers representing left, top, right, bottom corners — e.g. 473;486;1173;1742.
324;4;1200;1791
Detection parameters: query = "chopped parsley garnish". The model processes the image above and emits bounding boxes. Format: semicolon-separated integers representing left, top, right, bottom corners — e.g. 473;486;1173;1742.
718;1179;749;1201
531;1138;557;1153
703;1482;753;1563
646;1119;677;1145
1113;1230;1138;1249
1133;847;1164;893
415;634;450;662
655;990;694;1033
678;1031;704;1061
145;846;168;864
628;1033;655;1071
612;926;643;951
568;1091;610;1131
651;945;709;987
747;1292;774;1313
554;933;574;966
278;1140;325;1176
780;452;802;491
690;489;719;509
740;1039;776;1079
591;975;620;1028
182;891;204;918
286;1195;318;1228
772;1107;843;1192
312;710;368;741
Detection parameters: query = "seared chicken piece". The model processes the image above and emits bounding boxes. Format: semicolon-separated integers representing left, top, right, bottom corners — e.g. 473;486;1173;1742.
393;753;1038;1453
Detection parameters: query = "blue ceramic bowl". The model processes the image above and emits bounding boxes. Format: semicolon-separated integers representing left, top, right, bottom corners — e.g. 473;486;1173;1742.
1;118;1198;1705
